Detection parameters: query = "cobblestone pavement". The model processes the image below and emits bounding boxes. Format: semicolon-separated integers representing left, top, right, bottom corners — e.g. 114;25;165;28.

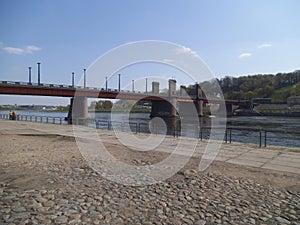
0;121;299;224
1;166;299;225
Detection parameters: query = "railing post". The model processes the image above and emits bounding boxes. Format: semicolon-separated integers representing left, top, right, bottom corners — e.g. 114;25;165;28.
264;131;267;147
200;127;203;141
259;131;262;148
225;129;228;143
229;128;232;143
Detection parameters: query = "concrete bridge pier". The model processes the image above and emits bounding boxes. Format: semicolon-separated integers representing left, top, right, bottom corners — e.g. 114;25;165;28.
216;103;233;116
150;98;177;118
66;96;88;124
195;100;204;117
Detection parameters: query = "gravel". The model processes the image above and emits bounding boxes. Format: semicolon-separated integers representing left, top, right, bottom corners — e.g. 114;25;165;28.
1;165;299;225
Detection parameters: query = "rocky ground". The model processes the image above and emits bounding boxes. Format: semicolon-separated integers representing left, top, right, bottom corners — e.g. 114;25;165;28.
0;131;299;225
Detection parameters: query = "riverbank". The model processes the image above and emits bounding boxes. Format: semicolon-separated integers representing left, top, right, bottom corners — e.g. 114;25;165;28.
1;120;299;224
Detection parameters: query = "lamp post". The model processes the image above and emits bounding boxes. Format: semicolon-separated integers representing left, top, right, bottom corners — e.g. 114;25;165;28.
83;69;86;88
118;74;121;92
37;62;41;85
105;76;108;90
145;78;148;93
132;80;134;92
28;67;32;84
72;72;75;87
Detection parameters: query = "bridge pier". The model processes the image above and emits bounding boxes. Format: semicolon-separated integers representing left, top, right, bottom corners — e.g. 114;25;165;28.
66;96;88;124
150;98;177;118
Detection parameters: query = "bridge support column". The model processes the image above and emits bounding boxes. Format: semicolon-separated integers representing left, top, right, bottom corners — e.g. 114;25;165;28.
67;96;88;124
196;100;204;117
226;104;233;116
150;99;177;118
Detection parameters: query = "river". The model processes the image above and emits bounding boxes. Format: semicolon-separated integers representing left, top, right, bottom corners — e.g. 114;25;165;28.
1;110;299;148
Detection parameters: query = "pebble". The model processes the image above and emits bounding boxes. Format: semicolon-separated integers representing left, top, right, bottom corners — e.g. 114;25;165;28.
0;163;299;225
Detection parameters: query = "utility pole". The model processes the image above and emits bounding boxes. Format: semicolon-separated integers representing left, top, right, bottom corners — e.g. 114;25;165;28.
37;62;41;85
145;78;148;93
28;67;32;84
118;74;121;92
83;69;86;88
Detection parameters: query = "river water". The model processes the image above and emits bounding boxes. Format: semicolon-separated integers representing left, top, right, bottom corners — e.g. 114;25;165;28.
1;110;299;148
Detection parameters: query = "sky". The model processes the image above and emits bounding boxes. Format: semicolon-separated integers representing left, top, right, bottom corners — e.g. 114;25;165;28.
0;0;300;105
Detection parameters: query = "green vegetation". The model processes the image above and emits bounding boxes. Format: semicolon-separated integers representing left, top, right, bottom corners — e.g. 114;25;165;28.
185;70;300;102
89;100;150;113
218;71;300;102
89;100;113;111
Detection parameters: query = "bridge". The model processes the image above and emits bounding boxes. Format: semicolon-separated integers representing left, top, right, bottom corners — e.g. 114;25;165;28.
0;80;250;123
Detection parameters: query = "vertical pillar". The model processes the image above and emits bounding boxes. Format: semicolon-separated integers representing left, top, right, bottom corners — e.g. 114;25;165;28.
168;79;177;96
72;72;75;87
83;69;86;88
118;74;121;92
195;83;203;116
152;81;159;94
28;67;32;84
132;80;134;92
180;85;186;96
198;100;203;117
37;62;41;85
67;97;88;124
105;76;108;90
171;98;177;117
145;78;148;93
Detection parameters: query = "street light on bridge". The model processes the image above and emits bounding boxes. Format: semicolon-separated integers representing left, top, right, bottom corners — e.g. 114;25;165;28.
105;76;108;90
118;74;121;92
132;80;135;92
28;67;32;84
83;69;86;88
37;62;41;85
72;72;75;87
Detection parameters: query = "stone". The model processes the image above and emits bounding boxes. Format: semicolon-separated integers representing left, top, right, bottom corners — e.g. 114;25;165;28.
275;217;291;224
195;219;206;225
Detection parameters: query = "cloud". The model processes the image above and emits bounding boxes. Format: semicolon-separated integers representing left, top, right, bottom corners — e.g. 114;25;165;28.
258;43;272;48
176;46;199;58
26;45;42;53
3;47;24;55
239;52;252;58
2;44;41;55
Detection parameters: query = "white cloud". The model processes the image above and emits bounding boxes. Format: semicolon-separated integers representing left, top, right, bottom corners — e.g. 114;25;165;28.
26;45;42;53
239;52;252;58
3;47;24;55
258;43;272;48
2;44;41;55
176;46;199;58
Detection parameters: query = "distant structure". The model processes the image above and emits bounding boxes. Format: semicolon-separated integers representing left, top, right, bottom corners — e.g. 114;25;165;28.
152;81;159;94
287;96;300;105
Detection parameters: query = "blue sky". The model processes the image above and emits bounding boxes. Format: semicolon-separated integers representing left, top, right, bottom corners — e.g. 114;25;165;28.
0;0;300;105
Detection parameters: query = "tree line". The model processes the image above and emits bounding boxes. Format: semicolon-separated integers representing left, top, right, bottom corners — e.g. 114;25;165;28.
183;70;300;102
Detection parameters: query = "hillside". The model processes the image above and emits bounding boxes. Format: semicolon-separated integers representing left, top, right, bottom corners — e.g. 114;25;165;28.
195;70;300;102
